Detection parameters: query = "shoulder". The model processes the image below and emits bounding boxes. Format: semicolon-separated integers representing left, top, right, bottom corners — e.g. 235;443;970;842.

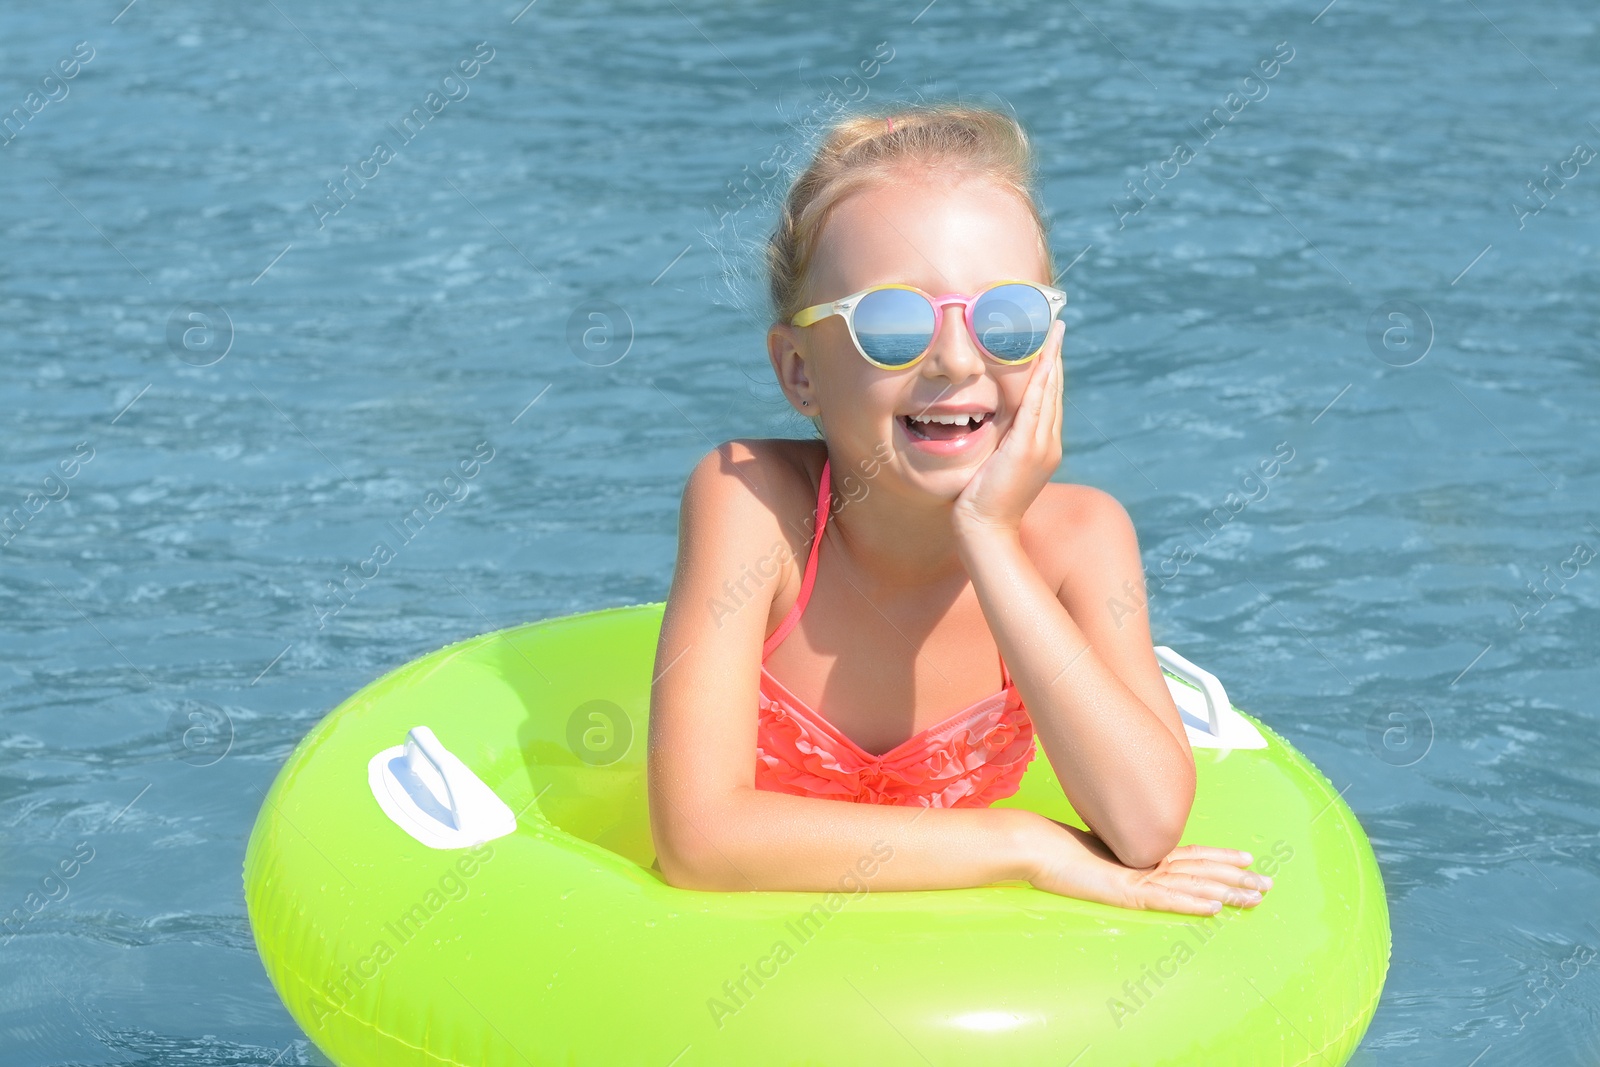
1037;481;1136;537
679;438;825;546
1024;482;1142;597
682;438;822;507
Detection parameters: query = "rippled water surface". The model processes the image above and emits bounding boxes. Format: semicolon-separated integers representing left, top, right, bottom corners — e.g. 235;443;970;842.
3;0;1597;1063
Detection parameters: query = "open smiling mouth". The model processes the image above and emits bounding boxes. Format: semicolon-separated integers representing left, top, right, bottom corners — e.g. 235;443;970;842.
900;412;994;441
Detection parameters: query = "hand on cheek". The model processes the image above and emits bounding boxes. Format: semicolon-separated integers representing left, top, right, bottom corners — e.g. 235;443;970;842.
951;319;1064;537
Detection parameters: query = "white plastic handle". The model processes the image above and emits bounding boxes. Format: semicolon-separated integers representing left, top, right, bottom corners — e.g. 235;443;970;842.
399;726;460;830
1153;646;1226;739
368;725;518;849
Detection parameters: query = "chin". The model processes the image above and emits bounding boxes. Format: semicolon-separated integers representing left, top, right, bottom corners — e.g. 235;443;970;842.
890;448;993;502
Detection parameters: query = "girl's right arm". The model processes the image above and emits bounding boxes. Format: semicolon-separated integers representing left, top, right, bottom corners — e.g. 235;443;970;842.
1018;817;1272;915
648;441;1040;893
646;441;1270;913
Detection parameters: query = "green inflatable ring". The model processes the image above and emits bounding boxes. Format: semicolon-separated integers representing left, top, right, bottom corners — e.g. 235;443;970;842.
244;602;1390;1065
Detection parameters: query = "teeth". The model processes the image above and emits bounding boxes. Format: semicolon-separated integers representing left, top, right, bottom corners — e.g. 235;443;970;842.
909;413;984;425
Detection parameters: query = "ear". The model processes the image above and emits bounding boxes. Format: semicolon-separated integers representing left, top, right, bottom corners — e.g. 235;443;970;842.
767;323;815;414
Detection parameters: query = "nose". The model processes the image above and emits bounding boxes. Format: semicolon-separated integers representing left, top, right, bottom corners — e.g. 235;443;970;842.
922;300;985;381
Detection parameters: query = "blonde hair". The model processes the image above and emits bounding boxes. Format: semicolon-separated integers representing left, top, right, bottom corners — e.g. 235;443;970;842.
765;102;1054;436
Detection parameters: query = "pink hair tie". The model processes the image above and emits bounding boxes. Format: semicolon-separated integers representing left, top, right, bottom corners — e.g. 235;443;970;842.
887;117;894;133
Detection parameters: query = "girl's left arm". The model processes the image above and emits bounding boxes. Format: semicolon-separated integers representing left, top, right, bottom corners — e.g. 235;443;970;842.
950;318;1193;870
955;502;1195;870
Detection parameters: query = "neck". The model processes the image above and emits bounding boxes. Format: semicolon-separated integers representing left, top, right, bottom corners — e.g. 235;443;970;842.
824;463;972;594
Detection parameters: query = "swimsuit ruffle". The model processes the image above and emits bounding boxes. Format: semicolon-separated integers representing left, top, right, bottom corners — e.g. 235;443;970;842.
755;687;1038;808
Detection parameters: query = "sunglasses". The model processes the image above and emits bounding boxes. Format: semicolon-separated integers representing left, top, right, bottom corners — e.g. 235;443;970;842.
790;280;1067;370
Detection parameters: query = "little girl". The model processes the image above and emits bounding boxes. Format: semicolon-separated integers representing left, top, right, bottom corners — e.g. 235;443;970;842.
648;104;1271;917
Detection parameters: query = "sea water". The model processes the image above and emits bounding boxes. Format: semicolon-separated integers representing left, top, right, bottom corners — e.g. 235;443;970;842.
1;1;1597;1063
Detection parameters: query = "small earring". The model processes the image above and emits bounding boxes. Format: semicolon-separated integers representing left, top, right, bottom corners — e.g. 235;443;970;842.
801;400;809;406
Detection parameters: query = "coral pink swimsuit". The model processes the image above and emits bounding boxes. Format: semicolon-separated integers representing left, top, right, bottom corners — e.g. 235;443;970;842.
755;458;1038;808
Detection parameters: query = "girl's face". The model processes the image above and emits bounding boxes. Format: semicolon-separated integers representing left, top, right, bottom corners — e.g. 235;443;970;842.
771;170;1054;502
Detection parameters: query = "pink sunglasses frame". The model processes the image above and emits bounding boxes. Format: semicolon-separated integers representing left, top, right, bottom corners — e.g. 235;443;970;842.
789;279;1067;370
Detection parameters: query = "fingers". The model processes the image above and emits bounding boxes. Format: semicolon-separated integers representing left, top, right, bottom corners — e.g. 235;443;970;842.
1139;874;1264;914
1031;330;1053;447
1164;845;1255;867
1044;324;1063;452
1174;873;1264;907
997;335;1049;464
1050;322;1064;446
1023;333;1051;423
1136;881;1232;916
1042;314;1065;360
1163;859;1274;892
1028;321;1063;452
1131;842;1275;916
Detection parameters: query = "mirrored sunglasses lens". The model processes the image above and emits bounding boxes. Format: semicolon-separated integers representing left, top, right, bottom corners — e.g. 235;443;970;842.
973;284;1054;362
853;288;935;366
